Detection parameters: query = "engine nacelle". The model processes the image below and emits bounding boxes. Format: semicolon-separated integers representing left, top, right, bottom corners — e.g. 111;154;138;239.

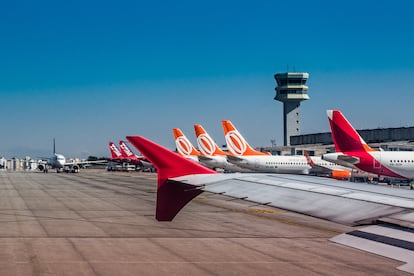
64;164;80;173
38;164;45;171
331;170;351;180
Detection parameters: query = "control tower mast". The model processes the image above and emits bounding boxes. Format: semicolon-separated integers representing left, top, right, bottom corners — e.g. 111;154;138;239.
274;72;309;146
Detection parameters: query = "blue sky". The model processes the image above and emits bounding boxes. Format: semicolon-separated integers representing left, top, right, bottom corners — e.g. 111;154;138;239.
1;0;414;158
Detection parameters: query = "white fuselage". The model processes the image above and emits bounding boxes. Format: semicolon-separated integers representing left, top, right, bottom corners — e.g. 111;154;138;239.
377;151;414;178
226;155;352;175
50;153;66;169
323;151;414;179
198;155;252;172
228;155;311;174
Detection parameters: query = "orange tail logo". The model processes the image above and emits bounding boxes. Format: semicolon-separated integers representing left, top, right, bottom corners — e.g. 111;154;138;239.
173;128;201;157
194;124;227;156
221;120;268;156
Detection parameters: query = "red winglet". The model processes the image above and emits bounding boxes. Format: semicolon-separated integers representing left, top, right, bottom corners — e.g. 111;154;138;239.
126;136;217;221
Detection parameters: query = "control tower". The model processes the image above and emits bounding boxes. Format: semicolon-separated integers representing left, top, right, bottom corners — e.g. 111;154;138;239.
274;72;309;146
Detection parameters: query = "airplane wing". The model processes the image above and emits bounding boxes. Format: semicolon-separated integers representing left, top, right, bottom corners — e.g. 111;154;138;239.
126;135;414;224
127;135;414;273
65;160;107;166
64;160;107;171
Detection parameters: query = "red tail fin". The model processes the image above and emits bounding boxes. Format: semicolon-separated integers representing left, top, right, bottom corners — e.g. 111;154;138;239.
327;110;374;153
126;136;217;221
119;140;138;160
109;142;122;158
303;150;315;166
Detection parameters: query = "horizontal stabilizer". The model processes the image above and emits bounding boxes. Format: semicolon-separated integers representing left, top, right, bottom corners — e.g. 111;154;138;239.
198;156;214;161
338;154;360;164
227;155;245;162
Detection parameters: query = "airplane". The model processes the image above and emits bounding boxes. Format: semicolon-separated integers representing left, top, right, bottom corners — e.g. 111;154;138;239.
323;110;414;179
222;120;312;174
222;120;357;178
304;151;352;180
193;124;252;172
222;120;270;156
107;141;153;171
172;128;202;163
118;140;153;170
126;135;414;273
38;139;105;173
108;142;125;163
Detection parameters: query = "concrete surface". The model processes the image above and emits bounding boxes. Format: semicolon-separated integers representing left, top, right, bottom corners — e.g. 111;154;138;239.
0;170;409;275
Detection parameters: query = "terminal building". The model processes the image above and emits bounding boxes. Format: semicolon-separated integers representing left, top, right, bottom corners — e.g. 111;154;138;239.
261;127;414;157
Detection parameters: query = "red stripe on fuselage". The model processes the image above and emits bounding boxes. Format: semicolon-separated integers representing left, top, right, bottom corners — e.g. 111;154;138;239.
347;151;404;178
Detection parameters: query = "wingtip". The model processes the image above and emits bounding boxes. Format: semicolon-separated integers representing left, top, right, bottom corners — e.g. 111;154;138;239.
127;135;216;221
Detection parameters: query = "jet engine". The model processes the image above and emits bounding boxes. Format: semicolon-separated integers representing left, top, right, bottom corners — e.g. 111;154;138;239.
37;164;46;171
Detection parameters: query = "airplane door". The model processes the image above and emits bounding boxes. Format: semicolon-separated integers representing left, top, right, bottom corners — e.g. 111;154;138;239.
255;159;260;169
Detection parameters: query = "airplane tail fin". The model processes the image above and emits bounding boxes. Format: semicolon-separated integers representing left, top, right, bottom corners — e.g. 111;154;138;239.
53;138;56;154
126;136;217;221
303;150;315;166
221;120;269;156
119;140;137;159
327;110;375;153
109;142;122;158
194;124;227;156
173;128;201;157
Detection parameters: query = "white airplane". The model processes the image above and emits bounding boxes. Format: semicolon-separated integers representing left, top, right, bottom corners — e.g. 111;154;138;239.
193;124;251;172
222;120;353;178
323;110;414;179
38;139;105;173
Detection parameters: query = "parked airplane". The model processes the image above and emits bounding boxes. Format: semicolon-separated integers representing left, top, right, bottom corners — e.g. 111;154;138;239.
108;142;125;163
194;124;251;172
38;139;104;173
222;120;312;174
304;151;352;180
118;140;153;169
323;110;414;179
107;141;153;170
222;120;354;178
222;120;270;156
172;128;202;163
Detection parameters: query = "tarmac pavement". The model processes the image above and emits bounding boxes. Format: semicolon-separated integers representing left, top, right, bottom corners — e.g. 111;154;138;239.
0;170;409;275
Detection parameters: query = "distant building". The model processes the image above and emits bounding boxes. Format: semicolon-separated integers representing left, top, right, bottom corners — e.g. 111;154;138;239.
260;126;414;156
